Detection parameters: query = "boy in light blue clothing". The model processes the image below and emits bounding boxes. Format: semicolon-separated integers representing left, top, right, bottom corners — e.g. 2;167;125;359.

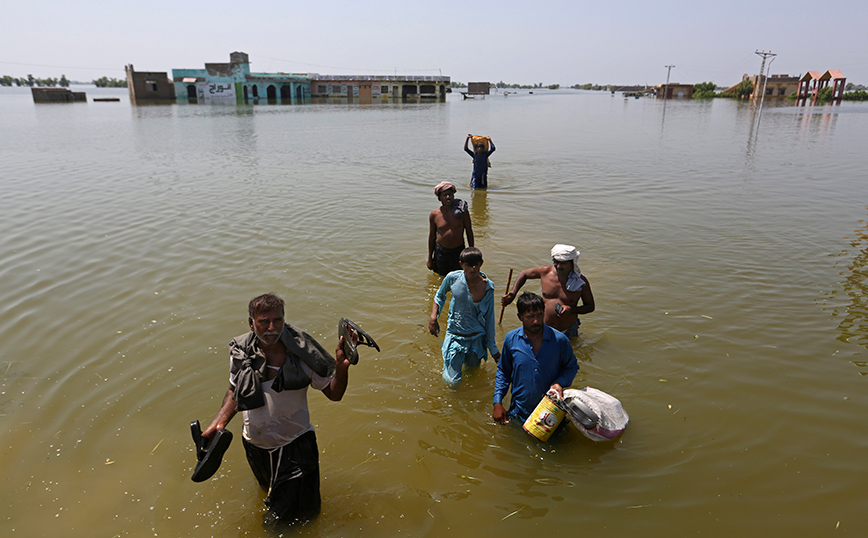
429;247;500;386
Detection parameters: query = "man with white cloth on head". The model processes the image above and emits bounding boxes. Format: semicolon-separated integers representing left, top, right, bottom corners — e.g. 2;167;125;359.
501;244;595;337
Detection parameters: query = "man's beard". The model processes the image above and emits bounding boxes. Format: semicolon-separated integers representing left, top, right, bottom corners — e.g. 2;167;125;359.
257;331;281;346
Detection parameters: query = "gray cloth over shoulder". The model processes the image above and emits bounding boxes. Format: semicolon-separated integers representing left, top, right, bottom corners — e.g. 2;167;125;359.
230;323;336;411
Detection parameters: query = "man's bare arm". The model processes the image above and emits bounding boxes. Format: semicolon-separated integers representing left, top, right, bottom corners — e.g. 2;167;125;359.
463;210;474;247
575;278;595;314
201;386;238;441
427;213;438;269
322;335;354;402
501;266;548;306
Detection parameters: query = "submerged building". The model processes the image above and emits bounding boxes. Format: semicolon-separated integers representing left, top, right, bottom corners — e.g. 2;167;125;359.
654;83;694;99
125;65;175;102
310;75;449;102
171;52;309;104
795;70;847;105
168;52;448;104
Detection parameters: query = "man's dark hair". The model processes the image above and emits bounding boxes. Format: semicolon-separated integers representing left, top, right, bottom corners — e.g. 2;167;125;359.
248;293;285;318
459;247;483;267
516;291;545;316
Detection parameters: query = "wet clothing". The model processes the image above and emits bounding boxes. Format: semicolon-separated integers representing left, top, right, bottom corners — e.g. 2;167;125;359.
229;325;335;411
432;243;465;276
243;431;321;523
228;327;335;522
494;324;579;422
440;332;485;385
434;270;498;385
465;142;496;188
231;369;332;449
561;319;580;338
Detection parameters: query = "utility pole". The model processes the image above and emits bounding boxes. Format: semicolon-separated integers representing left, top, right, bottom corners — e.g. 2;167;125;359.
756;55;776;124
754;50;776;100
663;65;674;100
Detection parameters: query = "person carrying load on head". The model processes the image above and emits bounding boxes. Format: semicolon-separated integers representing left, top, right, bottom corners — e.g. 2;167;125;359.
464;134;496;189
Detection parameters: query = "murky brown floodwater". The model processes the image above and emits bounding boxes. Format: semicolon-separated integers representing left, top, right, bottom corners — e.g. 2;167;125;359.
2;86;868;536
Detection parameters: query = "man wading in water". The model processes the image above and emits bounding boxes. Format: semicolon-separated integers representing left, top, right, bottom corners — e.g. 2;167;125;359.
428;181;474;276
501;244;595;337
200;293;357;525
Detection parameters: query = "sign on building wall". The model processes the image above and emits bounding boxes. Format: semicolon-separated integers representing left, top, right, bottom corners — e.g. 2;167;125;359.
198;82;235;99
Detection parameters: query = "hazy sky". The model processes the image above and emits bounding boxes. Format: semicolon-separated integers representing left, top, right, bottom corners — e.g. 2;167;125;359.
3;0;867;86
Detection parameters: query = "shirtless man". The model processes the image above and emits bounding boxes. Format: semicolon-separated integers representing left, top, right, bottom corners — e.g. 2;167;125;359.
500;244;594;337
428;181;474;276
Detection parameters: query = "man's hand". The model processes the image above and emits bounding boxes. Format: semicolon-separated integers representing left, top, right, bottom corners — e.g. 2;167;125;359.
491;352;501;364
428;317;440;336
500;291;515;307
549;383;564;400
201;424;219;443
335;329;359;369
427;258;434;270
492;403;509;424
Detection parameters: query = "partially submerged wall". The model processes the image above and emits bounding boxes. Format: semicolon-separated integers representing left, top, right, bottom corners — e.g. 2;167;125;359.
31;87;86;102
125;65;176;102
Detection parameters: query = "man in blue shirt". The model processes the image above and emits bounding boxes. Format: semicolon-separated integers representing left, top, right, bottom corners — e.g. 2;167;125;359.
493;292;579;423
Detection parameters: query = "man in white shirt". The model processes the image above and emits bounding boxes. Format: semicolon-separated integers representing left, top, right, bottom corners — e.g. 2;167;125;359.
201;293;354;524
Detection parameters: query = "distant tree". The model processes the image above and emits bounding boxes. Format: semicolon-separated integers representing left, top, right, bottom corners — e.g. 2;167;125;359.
547;84;560;90
736;79;753;99
27;74;35;87
59;74;70;87
93;76;127;88
843;90;868;101
0;75;13;86
816;86;834;102
693;81;717;98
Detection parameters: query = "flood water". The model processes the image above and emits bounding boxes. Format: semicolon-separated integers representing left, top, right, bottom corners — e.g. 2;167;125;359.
2;86;868;537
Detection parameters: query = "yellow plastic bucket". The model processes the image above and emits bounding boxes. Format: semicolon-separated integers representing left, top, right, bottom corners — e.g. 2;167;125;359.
522;393;565;442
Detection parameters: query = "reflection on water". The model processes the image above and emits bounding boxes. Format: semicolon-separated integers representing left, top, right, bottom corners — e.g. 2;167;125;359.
4;87;868;536
832;208;868;360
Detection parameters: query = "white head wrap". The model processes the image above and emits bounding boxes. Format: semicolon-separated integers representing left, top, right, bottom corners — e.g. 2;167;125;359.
551;244;584;292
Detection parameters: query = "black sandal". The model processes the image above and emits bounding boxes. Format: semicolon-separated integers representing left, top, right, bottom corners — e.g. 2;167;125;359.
190;420;233;482
338;318;380;365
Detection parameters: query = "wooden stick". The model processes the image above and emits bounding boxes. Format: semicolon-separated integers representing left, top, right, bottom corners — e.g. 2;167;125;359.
499;268;513;325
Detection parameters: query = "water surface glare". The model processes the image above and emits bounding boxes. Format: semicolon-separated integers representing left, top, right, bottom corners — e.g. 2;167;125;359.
2;87;868;536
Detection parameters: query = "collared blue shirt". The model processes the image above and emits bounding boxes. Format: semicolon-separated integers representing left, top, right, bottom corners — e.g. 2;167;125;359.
434;270;498;356
494;324;579;422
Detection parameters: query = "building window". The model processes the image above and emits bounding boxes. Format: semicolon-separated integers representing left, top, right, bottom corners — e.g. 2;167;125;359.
382;85;389;94
779;87;787;96
766;88;773;95
318;85;326;93
420;85;435;94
